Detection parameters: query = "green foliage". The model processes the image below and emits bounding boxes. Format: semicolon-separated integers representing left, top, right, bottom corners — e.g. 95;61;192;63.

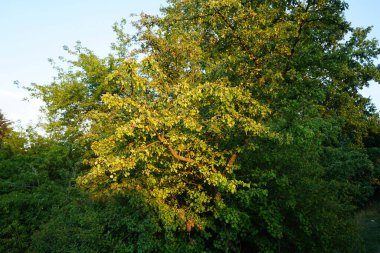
6;0;380;252
30;192;207;253
30;196;105;253
0;131;82;252
322;147;375;206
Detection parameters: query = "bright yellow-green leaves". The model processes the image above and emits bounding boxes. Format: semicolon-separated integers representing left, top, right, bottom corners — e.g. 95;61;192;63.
78;55;271;226
72;10;280;227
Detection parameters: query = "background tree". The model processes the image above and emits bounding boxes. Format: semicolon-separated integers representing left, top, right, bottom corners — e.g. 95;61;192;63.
0;110;10;142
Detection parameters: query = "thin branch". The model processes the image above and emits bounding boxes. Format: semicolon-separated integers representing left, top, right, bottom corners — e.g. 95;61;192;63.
214;8;259;65
166;13;212;23
135;141;160;153
282;2;311;77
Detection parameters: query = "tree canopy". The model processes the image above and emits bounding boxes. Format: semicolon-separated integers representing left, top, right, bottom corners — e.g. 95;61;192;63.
2;0;380;252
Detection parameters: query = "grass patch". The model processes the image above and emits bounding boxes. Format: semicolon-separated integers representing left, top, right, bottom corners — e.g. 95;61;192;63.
356;202;380;253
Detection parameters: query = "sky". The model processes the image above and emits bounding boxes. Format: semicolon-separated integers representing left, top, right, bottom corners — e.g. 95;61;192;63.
0;0;167;127
0;0;379;127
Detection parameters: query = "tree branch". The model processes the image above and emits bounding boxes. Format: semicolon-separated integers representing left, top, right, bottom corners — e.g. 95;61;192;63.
157;134;195;163
214;8;259;65
227;153;238;167
282;3;311;78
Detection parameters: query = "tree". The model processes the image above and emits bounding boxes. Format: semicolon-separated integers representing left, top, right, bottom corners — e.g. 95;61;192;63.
0;110;10;142
0;130;83;252
31;0;380;252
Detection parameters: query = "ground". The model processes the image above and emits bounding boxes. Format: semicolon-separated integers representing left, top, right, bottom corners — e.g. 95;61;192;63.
356;201;380;253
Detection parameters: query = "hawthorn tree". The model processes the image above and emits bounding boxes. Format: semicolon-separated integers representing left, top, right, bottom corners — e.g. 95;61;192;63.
31;0;380;252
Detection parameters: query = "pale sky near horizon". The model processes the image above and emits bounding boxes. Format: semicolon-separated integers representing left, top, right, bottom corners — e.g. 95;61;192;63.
0;0;379;127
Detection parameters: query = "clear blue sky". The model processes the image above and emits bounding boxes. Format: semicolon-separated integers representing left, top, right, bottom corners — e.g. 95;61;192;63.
0;0;379;127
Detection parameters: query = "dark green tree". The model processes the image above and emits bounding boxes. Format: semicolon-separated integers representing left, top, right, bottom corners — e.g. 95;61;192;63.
0;128;84;252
